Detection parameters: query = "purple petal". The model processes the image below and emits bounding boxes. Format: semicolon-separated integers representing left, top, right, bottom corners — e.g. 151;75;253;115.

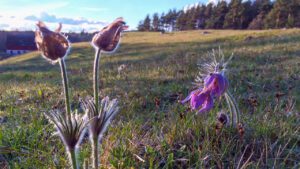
197;94;214;114
181;89;201;104
190;91;206;110
205;73;228;97
204;74;214;87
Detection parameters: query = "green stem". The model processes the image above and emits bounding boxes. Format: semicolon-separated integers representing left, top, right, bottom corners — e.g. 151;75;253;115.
92;136;99;169
59;59;71;121
69;148;78;169
93;48;101;113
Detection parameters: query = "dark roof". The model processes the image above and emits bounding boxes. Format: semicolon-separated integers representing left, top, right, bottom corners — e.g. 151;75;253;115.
6;32;37;50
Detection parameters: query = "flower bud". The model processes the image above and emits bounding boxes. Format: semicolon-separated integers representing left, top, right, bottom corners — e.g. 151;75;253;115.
92;17;128;52
35;21;69;63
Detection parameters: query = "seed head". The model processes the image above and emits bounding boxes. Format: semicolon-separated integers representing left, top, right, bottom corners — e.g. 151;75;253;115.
44;110;88;150
81;96;119;141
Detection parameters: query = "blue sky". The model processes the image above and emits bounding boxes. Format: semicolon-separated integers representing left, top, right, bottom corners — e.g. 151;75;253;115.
0;0;213;32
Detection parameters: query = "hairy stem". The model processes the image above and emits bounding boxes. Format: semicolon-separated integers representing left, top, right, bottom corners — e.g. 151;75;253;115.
92;136;99;169
93;48;101;113
69;148;78;169
225;93;234;126
226;91;240;124
225;91;240;126
59;59;71;121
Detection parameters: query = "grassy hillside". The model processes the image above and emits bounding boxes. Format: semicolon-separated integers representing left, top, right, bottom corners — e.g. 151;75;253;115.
0;29;300;168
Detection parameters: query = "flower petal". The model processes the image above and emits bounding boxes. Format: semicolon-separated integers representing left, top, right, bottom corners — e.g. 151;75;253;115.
205;73;228;97
181;89;201;104
197;94;214;114
190;90;208;110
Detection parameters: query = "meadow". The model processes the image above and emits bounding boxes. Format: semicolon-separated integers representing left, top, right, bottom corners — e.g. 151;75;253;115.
0;29;299;168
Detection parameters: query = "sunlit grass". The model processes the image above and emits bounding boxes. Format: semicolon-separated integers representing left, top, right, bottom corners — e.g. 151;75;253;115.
0;29;300;168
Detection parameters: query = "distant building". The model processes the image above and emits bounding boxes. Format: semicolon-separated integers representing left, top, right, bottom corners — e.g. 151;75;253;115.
5;32;37;55
0;30;92;59
0;31;7;52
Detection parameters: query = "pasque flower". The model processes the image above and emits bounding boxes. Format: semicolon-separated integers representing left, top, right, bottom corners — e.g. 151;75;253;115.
81;18;126;169
181;49;240;125
204;73;229;97
182;49;241;126
81;96;119;139
36;21;86;169
81;96;119;168
35;21;69;63
182;73;227;114
92;17;128;52
45;110;88;168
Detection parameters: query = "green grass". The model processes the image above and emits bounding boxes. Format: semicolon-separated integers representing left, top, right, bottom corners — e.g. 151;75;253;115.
0;29;300;168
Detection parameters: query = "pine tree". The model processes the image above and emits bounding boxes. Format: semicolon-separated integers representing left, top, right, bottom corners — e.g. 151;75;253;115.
264;0;288;28
137;0;298;31
207;1;228;29
186;7;198;30
248;0;273;29
196;5;206;29
288;0;300;27
176;10;187;30
204;3;214;29
159;13;166;31
223;0;245;29
137;20;145;31
241;0;256;29
152;13;160;31
264;0;300;28
143;15;151;31
164;9;178;31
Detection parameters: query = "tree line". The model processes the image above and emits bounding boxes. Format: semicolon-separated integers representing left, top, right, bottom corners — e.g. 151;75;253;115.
137;0;300;31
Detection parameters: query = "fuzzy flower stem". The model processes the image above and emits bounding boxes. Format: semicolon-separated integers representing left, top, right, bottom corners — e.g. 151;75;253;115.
226;91;240;124
69;148;78;169
225;91;240;126
92;136;99;169
93;48;102;113
59;59;71;120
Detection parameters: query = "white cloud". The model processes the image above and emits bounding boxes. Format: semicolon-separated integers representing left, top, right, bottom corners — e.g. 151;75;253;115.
25;12;106;25
0;1;109;33
0;12;107;33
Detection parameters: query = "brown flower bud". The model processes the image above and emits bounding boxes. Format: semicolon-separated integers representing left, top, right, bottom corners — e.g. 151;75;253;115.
92;17;128;52
217;112;228;125
35;21;70;63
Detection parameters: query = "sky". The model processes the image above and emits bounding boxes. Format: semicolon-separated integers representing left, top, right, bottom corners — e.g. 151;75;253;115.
0;0;216;32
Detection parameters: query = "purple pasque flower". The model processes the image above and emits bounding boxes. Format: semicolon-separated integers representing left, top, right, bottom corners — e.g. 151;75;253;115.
181;88;214;114
204;73;228;98
181;73;228;114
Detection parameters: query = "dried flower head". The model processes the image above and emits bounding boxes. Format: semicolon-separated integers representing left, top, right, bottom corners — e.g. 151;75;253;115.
92;17;128;52
45;110;88;151
35;21;70;63
81;96;119;141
